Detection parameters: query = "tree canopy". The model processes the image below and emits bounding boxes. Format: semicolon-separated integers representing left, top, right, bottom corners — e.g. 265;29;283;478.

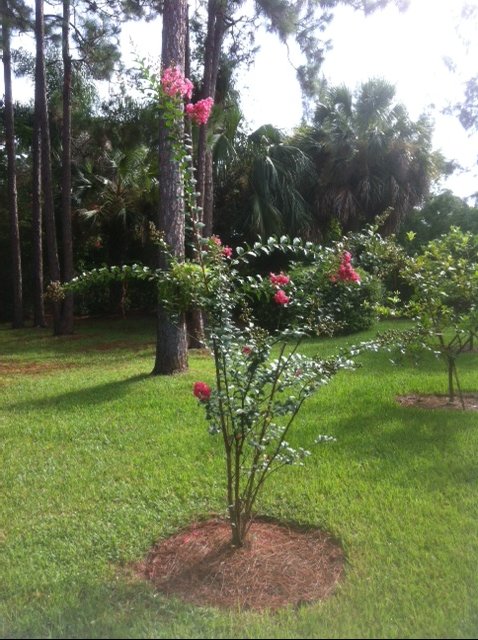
293;79;442;236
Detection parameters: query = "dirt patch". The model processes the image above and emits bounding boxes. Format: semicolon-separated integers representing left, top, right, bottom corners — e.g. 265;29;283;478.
91;340;154;352
136;517;345;611
0;361;77;375
397;393;478;411
0;332;102;348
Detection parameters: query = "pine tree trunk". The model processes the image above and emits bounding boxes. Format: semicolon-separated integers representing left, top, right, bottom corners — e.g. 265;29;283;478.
196;0;225;236
152;0;188;375
35;0;62;334
184;22;206;349
2;14;24;328
60;0;74;334
185;0;226;348
32;89;46;327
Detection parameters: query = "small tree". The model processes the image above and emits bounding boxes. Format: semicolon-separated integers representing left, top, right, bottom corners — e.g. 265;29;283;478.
141;66;368;546
58;66;375;549
403;227;478;407
182;238;354;547
60;234;370;551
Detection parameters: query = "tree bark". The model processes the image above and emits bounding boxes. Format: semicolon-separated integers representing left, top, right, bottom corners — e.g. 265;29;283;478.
2;11;24;328
60;0;74;334
196;0;226;236
152;0;189;375
32;83;46;327
447;356;455;403
184;9;205;349
185;0;226;348
35;0;62;334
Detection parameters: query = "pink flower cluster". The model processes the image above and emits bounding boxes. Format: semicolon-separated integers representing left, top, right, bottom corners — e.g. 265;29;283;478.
161;66;193;100
330;251;361;283
185;97;214;125
269;272;290;286
210;235;232;258
193;381;211;402
274;290;290;305
161;67;214;125
269;272;291;305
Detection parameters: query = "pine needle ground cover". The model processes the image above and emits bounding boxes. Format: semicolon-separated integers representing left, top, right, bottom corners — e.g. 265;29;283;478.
0;317;477;639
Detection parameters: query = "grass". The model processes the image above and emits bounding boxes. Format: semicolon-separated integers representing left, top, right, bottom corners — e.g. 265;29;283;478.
1;315;477;639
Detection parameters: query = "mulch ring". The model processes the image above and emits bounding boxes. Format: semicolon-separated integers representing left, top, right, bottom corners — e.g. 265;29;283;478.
136;517;345;611
397;393;478;411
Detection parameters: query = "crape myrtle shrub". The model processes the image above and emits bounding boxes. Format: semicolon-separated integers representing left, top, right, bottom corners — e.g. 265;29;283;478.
245;226;394;335
67;229;385;329
346;221;412;306
52;64;390;548
292;263;383;334
247;258;382;335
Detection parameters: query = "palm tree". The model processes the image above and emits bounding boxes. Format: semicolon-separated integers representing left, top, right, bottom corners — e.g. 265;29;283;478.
214;124;314;243
295;79;442;235
77;146;158;266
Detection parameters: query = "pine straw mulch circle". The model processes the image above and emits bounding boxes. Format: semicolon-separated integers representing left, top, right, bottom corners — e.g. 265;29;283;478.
136;517;345;611
397;393;478;411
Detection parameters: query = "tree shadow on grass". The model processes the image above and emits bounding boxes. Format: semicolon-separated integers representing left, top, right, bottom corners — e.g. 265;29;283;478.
329;399;477;490
1;577;202;640
4;373;151;412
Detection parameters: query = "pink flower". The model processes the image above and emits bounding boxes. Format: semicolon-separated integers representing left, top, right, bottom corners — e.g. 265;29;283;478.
161;66;193;100
222;246;233;259
338;264;361;283
186;97;214;125
269;272;290;286
242;345;252;356
338;264;348;277
193;381;212;402
210;235;222;246
330;252;361;284
274;289;290;305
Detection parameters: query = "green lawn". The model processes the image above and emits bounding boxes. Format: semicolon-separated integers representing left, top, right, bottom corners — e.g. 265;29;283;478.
1;316;477;639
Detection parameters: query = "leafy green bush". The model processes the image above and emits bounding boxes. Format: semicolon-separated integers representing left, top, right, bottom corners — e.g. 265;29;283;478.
246;252;382;335
379;227;478;406
291;262;382;334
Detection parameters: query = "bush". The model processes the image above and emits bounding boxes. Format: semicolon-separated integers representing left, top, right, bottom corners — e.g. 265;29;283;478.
290;263;383;335
379;227;478;406
246;254;382;336
318;272;383;334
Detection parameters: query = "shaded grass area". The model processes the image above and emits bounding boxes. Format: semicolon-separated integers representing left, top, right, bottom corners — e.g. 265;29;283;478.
1;317;477;639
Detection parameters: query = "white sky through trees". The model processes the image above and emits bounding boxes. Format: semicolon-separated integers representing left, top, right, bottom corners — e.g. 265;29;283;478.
237;0;478;200
3;0;478;199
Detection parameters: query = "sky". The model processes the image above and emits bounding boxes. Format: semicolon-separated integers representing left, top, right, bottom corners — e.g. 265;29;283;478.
236;0;478;200
3;0;478;200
